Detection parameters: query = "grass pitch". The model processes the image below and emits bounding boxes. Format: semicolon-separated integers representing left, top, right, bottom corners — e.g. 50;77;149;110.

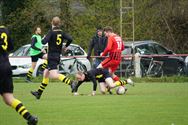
0;81;188;125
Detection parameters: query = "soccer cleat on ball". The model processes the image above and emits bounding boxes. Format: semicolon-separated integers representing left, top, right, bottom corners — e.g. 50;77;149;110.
126;78;134;86
116;86;126;95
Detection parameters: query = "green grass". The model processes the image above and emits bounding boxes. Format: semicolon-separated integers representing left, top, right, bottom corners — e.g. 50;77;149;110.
0;81;188;125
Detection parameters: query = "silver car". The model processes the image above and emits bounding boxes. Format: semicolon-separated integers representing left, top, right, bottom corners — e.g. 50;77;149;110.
9;43;91;77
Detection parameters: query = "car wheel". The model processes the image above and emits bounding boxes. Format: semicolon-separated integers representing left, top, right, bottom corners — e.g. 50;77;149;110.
36;65;44;76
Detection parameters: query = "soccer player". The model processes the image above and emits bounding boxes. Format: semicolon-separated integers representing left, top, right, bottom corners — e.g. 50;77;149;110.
31;16;75;99
0;25;38;125
26;26;47;82
97;26;124;82
73;68;134;96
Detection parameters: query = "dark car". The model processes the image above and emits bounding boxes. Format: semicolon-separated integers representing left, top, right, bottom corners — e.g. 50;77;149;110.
116;40;185;77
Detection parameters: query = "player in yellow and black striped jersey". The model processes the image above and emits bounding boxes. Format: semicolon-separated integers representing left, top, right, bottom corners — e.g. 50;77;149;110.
31;16;76;100
0;25;38;125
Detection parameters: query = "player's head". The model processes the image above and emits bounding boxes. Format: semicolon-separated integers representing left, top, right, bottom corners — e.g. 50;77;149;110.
34;26;41;35
103;26;113;37
75;71;85;81
51;16;61;27
96;26;103;37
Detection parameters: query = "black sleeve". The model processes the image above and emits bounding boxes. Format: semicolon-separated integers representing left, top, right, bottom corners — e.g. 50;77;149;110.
7;38;14;51
42;31;51;44
62;32;72;47
87;71;97;91
74;81;84;92
87;38;94;57
7;30;14;51
31;37;41;51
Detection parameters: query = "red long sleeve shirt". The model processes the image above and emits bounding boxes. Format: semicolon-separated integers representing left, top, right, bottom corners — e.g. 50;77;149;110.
102;34;124;61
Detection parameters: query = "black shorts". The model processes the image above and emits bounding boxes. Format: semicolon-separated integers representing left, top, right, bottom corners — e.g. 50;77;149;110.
98;77;105;83
31;52;45;62
47;53;60;70
0;55;13;95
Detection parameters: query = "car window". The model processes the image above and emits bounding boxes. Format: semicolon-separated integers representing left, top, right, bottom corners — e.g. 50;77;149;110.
154;44;169;54
61;45;84;56
135;44;156;55
62;49;73;56
25;47;31;56
73;47;84;55
12;46;29;56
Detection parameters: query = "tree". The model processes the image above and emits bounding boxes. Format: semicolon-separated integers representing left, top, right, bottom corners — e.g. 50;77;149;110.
1;0;188;53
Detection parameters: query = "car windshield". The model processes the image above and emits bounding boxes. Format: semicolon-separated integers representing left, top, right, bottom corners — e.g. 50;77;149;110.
12;46;29;56
62;45;84;56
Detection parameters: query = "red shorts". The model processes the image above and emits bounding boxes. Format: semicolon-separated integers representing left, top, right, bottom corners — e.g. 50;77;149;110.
101;58;121;73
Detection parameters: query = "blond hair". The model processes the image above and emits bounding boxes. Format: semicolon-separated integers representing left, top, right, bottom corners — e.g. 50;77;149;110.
52;16;61;27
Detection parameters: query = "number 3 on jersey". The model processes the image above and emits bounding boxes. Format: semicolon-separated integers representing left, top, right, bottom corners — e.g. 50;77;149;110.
1;32;8;50
56;34;62;45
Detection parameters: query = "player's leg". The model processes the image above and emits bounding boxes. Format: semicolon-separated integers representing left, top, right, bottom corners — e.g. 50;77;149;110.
41;53;48;70
97;58;111;69
26;56;38;82
0;61;38;124
111;64;134;86
113;78;134;86
108;61;121;81
2;93;38;125
105;76;134;88
93;58;103;69
42;53;47;60
48;69;72;85
99;82;107;94
48;55;75;91
98;58;121;81
105;77;117;88
31;69;49;99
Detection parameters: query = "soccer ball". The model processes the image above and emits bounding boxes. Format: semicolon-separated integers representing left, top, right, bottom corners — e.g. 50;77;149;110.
116;86;127;95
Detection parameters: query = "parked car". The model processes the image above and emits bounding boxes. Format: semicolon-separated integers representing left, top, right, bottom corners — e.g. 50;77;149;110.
9;43;91;77
116;40;185;77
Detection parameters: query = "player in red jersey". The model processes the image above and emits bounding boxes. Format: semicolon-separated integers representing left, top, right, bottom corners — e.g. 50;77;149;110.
97;26;124;81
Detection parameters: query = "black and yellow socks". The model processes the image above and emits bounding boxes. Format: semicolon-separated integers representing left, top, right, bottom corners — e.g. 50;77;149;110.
41;60;47;71
37;77;49;95
114;80;127;86
11;99;31;120
58;74;72;85
26;68;34;80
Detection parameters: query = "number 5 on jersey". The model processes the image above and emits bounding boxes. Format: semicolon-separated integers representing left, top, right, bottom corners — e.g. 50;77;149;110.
56;34;62;45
